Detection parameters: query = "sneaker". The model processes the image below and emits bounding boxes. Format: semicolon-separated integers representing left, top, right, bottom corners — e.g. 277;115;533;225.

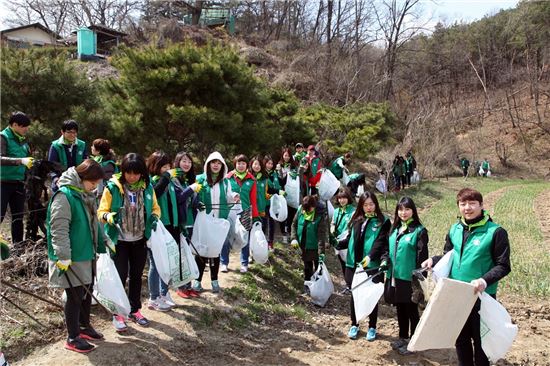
176;289;191;299
65;336;95;353
161;293;176;308
129;310;150;327
339;287;351;295
0;352;8;366
348;325;359;340
148;297;171;312
282;235;289;244
220;264;229;273
398;345;414;355
112;314;128;332
192;280;204;292
188;288;200;297
240;265;248;273
391;338;408;350
79;326;104;341
268;242;274;251
211;280;221;293
366;327;377;341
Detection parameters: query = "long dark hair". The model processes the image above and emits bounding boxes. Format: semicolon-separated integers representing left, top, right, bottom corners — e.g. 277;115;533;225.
390;196;421;232
249;155;266;177
279;147;296;167
174;151;196;184
206;159;224;186
146;151;171;176
349;190;384;226
120;153;150;186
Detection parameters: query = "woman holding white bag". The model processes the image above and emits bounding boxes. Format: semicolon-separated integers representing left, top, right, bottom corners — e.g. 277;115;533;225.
192;151;235;293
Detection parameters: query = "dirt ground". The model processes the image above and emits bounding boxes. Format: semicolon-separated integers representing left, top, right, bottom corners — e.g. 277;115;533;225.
6;247;549;366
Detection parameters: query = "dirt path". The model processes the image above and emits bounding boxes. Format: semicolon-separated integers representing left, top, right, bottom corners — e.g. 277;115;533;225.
533;189;550;247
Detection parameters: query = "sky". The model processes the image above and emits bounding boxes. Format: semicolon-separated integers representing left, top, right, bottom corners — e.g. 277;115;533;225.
0;0;522;31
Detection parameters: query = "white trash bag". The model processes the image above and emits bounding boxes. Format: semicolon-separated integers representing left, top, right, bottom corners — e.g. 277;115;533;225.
269;194;288;222
304;262;334;307
180;233;200;280
351;267;384;322
232;216;249;250
432;251;453;283
319;169;340;201
479;293;518;362
285;174;301;209
147;221;175;284
375;178;387;194
96;253;131;317
326;200;334;221
250;221;269;264
191;210;230;257
411;170;421;184
342;170;350;186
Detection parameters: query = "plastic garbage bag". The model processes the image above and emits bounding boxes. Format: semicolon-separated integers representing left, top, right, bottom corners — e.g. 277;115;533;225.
342;170;350;185
147;221;174;284
411;170;421;184
351;267;384;322
180;233;200;280
96;253;131;317
327;200;334;221
304;262;334;307
269;194;288;222
479;292;518;362
319;169;340;201
432;251;453;283
250;221;269;264
375;178;387;193
285;174;301;209
191;211;230;257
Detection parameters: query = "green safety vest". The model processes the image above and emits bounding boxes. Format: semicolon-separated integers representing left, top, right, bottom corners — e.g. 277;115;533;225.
329;156;344;179
51;137;86;170
448;218;500;294
103;178;155;243
228;172;255;212
346;217;388;269
152;175;179;227
255;175;268;214
296;206;323;250
196;174;231;219
333;205;355;238
0;127;30;181
47;186;105;261
388;225;424;281
266;170;281;192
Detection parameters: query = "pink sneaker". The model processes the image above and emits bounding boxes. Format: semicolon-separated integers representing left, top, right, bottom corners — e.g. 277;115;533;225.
128;310;150;327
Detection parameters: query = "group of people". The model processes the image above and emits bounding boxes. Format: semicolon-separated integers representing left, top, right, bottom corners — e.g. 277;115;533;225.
391;151;417;191
0;112;512;366
460;157;491;178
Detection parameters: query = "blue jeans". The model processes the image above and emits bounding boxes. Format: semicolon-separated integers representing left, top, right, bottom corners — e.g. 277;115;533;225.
148;249;169;299
220;238;249;267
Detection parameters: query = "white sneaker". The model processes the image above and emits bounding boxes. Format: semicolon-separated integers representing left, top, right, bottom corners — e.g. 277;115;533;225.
220;264;229;273
112;314;128;332
161;293;176;308
240;265;248;273
147;297;171;312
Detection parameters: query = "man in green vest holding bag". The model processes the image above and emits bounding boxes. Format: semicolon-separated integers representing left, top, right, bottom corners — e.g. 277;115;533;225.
48;120;88;192
422;188;511;366
1;112;34;245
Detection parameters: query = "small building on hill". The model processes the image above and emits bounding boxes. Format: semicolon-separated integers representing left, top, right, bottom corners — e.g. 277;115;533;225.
63;24;127;60
0;23;60;47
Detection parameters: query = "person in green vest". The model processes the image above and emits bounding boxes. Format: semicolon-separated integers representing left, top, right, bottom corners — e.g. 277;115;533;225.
305;145;323;195
193;151;235;293
404;151;416;186
222;154;260;274
250;156;271;245
293;143;306;163
481;158;491;177
146;151;186;312
172;151;201;299
330;188;355;280
382;197;428;355
277;148;299;244
1;112;34;245
460;157;470;177
422;188;511;366
329;153;351;180
290;195;329;288
47;159;108;353
264;155;283;249
345;191;390;341
48;120;88;192
98;153;161;332
90;138;117;199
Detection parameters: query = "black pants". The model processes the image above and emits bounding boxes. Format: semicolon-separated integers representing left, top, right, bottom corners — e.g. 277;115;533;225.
337;254;347;277
396;302;420;339
196;256;219;282
280;205;297;237
462;167;469;177
303;259;319;281
0;182;25;244
64;283;92;339
113;239;148;313
456;298;490;366
405;172;412;186
345;267;378;328
262;210;275;243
